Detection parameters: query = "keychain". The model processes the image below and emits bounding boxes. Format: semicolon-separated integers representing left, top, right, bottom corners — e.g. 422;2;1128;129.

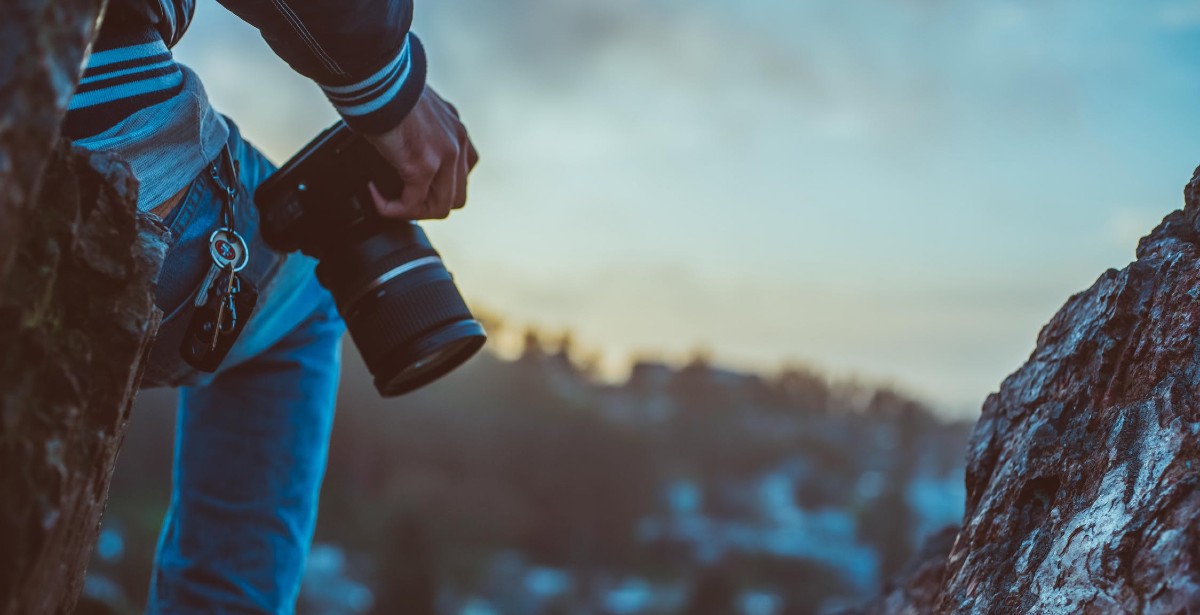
180;147;259;372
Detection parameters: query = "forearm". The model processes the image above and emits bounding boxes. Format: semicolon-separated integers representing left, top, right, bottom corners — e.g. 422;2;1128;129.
213;0;427;132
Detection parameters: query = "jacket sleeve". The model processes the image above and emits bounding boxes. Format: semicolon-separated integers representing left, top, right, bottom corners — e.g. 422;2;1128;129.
213;0;426;134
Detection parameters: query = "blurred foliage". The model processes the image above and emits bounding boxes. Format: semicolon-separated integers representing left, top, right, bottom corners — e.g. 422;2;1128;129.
88;316;971;615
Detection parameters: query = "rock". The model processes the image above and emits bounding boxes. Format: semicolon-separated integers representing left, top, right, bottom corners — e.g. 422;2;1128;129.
852;169;1200;613
0;0;105;281
0;2;157;612
837;526;957;615
0;142;164;615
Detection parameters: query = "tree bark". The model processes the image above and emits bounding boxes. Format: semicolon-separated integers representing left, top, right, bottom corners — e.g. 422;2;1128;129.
0;1;167;613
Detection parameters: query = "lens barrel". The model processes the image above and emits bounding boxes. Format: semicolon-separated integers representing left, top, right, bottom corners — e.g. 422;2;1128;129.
316;222;485;396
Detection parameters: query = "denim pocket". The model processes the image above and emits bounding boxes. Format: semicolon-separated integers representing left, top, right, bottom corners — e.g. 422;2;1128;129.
141;167;288;387
141;171;221;388
149;176;209;322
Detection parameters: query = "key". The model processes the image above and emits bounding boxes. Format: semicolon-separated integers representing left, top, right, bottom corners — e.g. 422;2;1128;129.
196;228;249;307
195;263;222;308
207;265;235;351
180;228;255;372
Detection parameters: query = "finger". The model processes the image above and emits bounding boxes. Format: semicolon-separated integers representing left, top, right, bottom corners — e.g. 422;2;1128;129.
426;158;458;219
372;178;432;220
398;177;436;219
453;139;470;210
369;182;406;218
466;138;480;172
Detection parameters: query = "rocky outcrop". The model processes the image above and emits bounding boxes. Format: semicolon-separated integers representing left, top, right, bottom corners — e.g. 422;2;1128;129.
0;3;161;613
0;0;105;280
0;142;164;615
850;170;1200;613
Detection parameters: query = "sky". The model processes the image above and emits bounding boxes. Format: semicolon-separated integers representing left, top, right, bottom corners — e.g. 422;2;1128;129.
175;0;1200;415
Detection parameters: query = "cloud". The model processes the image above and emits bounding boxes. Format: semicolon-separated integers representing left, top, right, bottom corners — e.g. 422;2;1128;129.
414;0;1173;149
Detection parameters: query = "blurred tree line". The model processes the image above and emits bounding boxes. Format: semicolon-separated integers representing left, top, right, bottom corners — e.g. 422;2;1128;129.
86;314;972;615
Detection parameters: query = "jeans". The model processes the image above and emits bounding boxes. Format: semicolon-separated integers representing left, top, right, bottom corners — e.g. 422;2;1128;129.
138;118;345;614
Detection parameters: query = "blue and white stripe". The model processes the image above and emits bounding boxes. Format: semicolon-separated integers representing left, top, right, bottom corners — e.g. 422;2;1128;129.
66;6;426;139
321;34;417;120
69;38;183;111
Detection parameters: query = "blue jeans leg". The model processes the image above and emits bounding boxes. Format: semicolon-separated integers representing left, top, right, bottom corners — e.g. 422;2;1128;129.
143;117;346;614
147;275;344;613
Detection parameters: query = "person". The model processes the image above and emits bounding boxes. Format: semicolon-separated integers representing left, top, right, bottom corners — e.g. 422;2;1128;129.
64;0;478;611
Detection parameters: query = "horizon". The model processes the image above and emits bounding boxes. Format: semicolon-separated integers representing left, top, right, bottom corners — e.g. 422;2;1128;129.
174;0;1200;416
478;308;975;419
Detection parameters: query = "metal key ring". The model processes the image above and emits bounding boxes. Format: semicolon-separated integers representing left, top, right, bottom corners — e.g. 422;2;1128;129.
209;228;250;272
219;296;238;334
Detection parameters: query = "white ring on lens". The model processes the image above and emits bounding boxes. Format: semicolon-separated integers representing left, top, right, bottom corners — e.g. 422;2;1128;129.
341;256;443;314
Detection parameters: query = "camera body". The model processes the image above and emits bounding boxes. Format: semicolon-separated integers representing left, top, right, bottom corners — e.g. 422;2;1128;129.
255;121;485;397
256;122;397;257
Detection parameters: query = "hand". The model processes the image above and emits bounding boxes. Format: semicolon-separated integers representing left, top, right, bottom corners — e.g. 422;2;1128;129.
362;86;479;220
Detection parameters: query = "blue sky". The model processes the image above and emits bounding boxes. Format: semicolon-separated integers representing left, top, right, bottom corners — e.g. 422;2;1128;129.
176;0;1200;414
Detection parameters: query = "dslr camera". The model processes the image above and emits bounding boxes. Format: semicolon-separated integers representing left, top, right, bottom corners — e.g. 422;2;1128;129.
254;121;485;397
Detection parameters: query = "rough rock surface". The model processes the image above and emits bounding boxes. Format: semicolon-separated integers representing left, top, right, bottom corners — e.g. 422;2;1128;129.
0;0;105;280
0;143;164;614
850;169;1200;614
0;2;159;613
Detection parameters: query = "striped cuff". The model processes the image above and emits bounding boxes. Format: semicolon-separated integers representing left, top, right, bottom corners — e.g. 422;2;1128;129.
319;33;427;134
64;28;184;140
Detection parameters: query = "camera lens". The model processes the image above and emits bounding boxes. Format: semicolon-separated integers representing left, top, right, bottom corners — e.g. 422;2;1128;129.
254;121;486;397
315;221;485;397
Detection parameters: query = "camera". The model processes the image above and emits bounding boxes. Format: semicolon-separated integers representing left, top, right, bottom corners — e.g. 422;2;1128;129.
254;121;485;397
